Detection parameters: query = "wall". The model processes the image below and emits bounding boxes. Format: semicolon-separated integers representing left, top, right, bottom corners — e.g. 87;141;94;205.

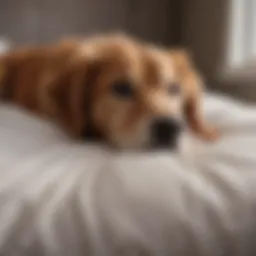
179;0;229;86
0;0;176;46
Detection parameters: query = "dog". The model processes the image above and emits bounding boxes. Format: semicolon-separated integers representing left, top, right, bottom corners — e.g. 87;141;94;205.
0;34;218;149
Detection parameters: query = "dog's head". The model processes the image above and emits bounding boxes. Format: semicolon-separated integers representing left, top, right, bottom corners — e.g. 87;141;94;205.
0;34;218;149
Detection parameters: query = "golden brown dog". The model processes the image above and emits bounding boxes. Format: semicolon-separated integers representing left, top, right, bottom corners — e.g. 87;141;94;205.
0;34;218;149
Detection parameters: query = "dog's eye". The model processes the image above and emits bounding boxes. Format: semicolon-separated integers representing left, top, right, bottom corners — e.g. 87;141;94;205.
111;81;134;98
168;83;181;95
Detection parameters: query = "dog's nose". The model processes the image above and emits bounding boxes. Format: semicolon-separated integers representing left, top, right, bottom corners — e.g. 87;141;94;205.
151;118;181;147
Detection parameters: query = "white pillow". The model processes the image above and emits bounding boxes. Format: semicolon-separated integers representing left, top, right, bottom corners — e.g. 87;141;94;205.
0;94;255;256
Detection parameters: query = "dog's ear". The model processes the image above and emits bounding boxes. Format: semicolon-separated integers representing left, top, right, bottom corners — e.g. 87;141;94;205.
0;42;100;139
51;56;100;138
170;50;219;141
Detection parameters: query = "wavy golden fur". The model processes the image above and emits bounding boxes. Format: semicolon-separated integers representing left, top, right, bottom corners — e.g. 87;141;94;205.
0;34;218;148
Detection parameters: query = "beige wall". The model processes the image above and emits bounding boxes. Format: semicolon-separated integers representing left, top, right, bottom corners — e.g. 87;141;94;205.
0;0;175;46
180;0;229;86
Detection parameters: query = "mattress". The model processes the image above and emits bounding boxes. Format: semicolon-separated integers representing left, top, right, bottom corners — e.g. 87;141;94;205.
0;94;255;256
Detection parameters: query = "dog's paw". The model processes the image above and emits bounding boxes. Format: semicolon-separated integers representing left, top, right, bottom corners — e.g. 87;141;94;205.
198;126;220;142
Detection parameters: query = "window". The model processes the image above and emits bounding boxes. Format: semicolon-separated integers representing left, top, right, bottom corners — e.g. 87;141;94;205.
225;0;256;80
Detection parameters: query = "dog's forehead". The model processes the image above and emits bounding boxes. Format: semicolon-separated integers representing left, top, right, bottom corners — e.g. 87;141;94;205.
106;44;176;86
140;46;175;86
78;36;176;86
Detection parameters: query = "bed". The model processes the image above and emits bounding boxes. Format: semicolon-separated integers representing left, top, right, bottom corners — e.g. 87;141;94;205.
0;94;255;256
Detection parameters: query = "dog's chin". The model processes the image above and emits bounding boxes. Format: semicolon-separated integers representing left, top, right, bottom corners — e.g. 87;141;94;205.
146;132;183;152
151;142;178;150
111;137;181;152
145;140;179;152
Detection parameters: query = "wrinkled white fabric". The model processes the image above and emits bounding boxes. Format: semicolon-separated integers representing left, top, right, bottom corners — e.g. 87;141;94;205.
0;94;255;256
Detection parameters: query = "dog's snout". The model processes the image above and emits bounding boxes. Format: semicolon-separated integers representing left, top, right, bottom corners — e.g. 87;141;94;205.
151;118;181;147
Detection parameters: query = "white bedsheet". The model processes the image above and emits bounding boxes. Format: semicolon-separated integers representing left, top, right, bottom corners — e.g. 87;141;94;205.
0;94;255;256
